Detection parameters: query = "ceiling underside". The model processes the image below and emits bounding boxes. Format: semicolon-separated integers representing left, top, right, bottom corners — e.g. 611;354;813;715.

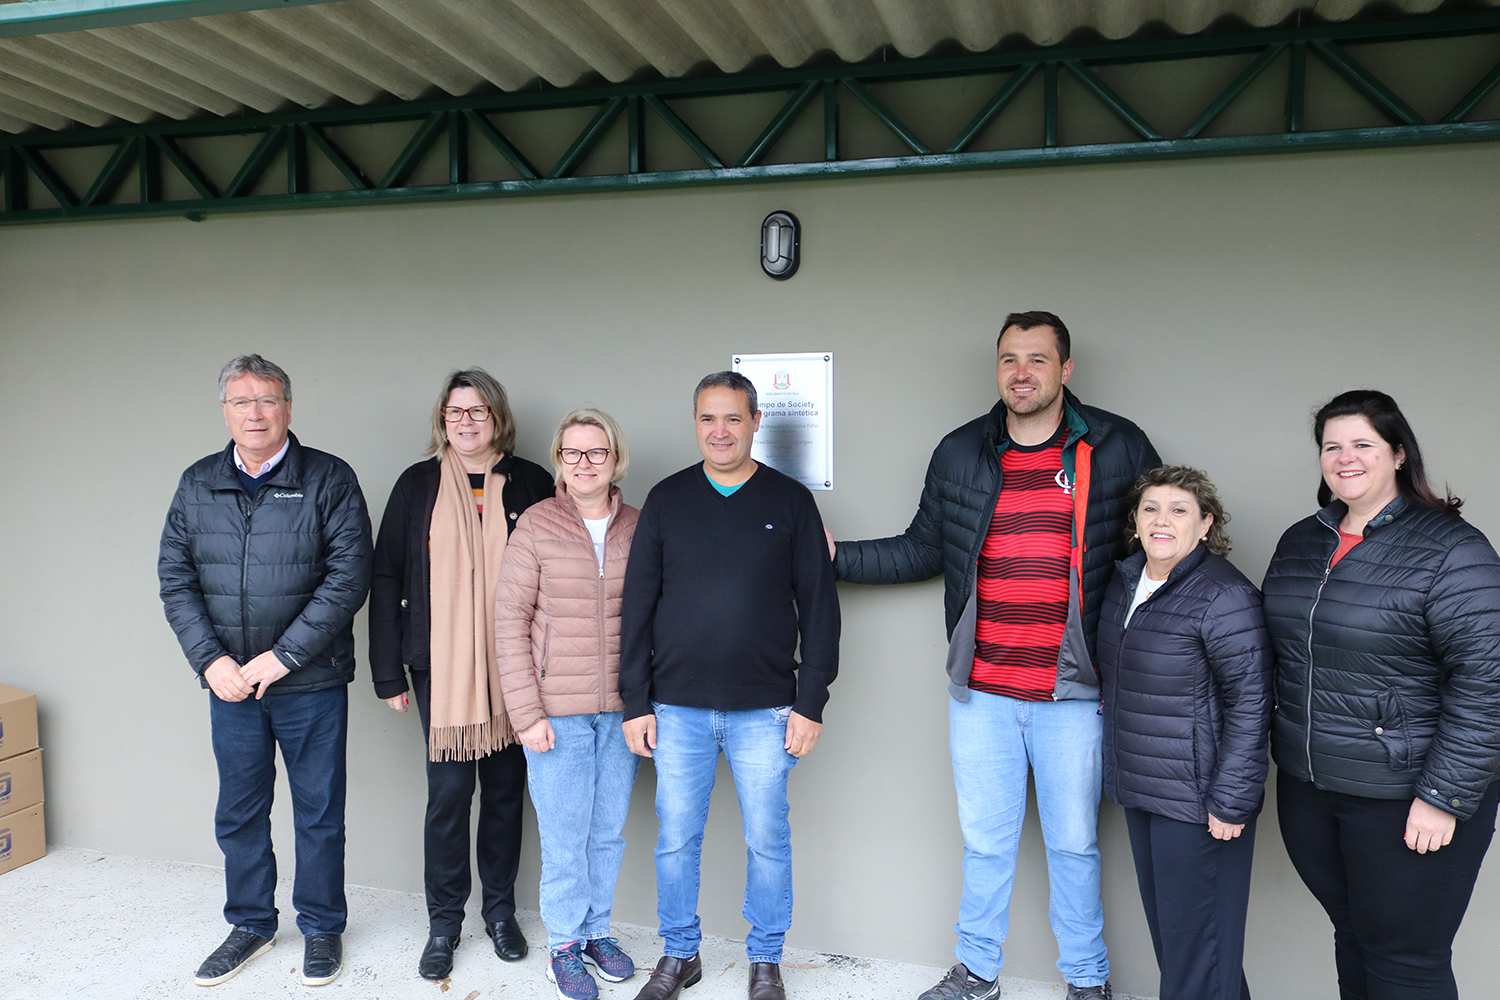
0;0;1483;134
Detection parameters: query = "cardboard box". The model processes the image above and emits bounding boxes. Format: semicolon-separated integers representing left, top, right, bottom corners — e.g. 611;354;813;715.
0;748;42;815
0;802;44;876
0;684;38;760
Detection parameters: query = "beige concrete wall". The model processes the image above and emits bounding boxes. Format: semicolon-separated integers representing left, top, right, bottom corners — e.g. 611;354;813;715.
2;142;1498;998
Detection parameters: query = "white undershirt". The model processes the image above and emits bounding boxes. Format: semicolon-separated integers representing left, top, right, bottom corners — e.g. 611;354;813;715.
1124;570;1168;628
583;515;610;569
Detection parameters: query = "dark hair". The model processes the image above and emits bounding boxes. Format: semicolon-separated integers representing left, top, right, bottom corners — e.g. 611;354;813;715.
1125;465;1233;555
693;370;758;415
998;310;1070;363
1312;389;1461;514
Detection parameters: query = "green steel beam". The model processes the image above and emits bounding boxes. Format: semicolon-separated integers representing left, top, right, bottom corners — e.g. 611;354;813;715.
1309;39;1424;125
1180;44;1284;140
0;0;344;38
5;9;1500;225
644;95;724;169
947;63;1038;154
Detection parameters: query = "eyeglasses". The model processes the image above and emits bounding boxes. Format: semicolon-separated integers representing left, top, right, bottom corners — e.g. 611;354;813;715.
224;396;285;412
442;405;492;422
559;448;611;465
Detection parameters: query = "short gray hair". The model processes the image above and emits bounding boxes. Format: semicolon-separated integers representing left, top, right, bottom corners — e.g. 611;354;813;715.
219;354;292;402
693;370;757;415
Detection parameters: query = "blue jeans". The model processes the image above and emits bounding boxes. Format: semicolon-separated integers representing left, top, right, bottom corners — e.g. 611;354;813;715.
651;703;798;964
949;692;1107;986
525;712;640;950
209;686;348;937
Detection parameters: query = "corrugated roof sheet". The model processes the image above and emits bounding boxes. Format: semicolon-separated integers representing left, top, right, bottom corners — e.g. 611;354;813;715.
0;0;1478;133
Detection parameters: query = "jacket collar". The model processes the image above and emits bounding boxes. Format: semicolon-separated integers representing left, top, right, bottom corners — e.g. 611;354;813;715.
983;386;1095;452
1314;493;1411;535
208;431;304;491
1118;542;1209;593
555;481;623;521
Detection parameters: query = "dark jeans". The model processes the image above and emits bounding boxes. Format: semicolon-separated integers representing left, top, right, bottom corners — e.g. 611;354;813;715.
411;670;526;936
1277;771;1500;1000
1123;807;1254;1000
209;685;348;937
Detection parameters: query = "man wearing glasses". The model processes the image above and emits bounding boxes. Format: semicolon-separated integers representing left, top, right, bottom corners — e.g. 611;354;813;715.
159;354;372;988
620;371;840;1000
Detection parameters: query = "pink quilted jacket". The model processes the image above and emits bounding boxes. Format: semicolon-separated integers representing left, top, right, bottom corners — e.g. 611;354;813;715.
494;485;640;733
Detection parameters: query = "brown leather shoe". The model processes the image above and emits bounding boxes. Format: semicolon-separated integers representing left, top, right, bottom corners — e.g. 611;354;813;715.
749;962;785;1000
632;954;703;1000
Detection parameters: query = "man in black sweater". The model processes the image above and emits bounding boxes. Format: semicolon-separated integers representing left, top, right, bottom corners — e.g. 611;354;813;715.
621;371;840;1000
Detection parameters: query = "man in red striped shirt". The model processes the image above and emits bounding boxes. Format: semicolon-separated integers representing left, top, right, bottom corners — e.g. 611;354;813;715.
831;313;1158;1000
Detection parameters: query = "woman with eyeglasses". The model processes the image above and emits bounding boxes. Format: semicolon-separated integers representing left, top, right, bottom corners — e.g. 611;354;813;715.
494;408;641;1000
369;368;554;981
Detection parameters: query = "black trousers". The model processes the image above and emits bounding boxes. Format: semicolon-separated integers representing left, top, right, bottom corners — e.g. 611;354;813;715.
1123;806;1255;1000
1277;771;1499;1000
412;670;527;936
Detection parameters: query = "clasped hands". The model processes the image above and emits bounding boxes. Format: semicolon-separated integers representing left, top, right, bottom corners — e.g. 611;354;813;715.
204;652;290;702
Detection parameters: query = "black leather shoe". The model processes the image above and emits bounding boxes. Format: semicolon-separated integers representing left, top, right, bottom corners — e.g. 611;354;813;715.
749;963;785;1000
301;933;343;986
419;935;460;980
632;954;703;1000
485;915;528;962
193;927;274;986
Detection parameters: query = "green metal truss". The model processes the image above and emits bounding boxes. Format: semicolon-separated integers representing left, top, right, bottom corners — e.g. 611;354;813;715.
5;9;1500;225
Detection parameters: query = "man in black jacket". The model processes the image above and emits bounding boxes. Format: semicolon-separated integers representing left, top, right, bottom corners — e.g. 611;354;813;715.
831;314;1157;1000
621;371;839;1000
159;355;372;989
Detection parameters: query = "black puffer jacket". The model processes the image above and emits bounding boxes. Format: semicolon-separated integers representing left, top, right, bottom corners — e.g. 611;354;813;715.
159;433;373;694
368;453;554;700
836;388;1158;686
1262;496;1500;820
1098;547;1273;825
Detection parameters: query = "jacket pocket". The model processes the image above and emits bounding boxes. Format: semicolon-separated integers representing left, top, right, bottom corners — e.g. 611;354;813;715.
540;621;552;680
1374;688;1411;771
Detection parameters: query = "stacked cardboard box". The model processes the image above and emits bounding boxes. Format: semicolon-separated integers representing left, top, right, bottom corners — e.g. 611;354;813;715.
0;684;44;876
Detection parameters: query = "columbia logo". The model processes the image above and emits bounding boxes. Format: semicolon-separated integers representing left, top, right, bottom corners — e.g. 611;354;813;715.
273;492;304;499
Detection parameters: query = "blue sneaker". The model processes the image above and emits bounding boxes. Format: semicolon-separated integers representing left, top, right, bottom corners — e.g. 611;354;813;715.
582;937;636;982
547;942;599;1000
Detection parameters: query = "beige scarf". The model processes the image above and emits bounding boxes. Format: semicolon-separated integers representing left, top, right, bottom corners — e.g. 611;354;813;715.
426;446;514;761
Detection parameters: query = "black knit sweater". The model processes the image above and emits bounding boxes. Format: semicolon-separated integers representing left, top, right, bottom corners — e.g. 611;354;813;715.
619;463;841;722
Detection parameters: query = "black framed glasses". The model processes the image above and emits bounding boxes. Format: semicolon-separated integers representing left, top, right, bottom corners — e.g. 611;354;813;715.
559;448;611;465
442;405;492;422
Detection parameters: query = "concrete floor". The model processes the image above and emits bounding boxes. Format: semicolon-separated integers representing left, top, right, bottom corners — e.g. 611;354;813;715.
0;847;1145;1000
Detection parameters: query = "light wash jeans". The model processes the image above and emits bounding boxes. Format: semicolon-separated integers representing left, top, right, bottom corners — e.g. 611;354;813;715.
524;711;640;950
651;703;798;964
948;691;1108;987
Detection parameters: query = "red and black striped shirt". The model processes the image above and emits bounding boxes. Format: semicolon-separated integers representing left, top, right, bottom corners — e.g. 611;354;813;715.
970;424;1073;701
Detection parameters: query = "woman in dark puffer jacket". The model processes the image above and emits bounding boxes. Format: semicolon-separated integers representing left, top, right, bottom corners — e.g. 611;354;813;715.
1262;390;1500;1000
1099;466;1272;1000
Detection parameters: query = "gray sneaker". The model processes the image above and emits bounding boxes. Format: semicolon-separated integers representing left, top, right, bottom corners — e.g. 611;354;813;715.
918;964;1000;1000
1065;984;1112;1000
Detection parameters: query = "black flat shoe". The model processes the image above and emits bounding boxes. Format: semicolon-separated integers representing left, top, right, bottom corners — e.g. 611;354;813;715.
193;927;274;986
419;934;460;980
485;915;528;962
301;933;343;986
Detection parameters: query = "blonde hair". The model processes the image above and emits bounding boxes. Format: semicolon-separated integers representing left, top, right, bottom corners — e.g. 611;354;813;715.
550;408;629;485
426;368;516;457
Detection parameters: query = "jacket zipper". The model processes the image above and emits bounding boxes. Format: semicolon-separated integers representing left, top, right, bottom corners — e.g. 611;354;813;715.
597;518;608;715
1303;518;1341;782
240;489;257;662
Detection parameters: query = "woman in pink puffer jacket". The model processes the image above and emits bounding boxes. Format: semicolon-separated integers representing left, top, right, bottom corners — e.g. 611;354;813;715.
495;407;641;1000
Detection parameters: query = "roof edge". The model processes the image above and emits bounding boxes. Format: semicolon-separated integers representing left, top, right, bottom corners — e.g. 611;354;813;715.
0;0;345;39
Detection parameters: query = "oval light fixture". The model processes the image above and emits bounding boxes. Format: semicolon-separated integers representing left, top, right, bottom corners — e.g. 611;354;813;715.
761;211;800;280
